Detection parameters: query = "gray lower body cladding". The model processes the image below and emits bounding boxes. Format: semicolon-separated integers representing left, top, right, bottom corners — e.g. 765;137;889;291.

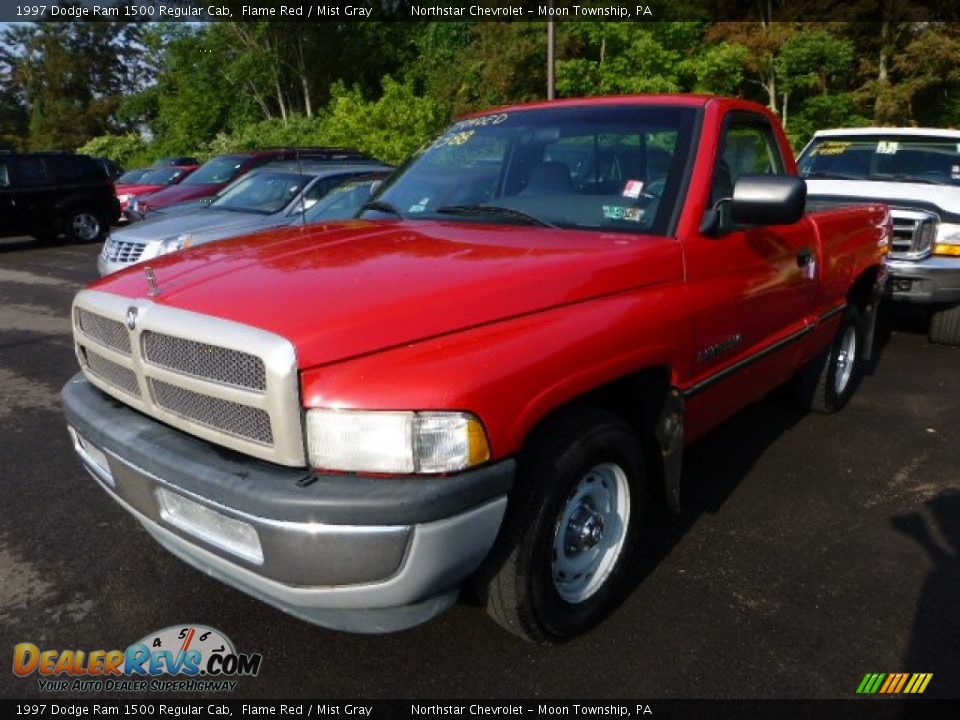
61;374;514;632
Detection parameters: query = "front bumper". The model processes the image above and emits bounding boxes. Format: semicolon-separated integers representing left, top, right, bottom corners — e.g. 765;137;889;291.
62;374;513;632
886;255;960;305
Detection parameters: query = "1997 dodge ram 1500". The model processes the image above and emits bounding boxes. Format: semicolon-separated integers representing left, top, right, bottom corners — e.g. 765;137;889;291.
62;96;889;642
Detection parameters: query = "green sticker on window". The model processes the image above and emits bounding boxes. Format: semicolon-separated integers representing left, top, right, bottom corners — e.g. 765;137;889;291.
602;205;625;220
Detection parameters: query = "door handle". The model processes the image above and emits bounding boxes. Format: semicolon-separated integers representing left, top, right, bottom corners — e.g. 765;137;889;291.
796;247;814;267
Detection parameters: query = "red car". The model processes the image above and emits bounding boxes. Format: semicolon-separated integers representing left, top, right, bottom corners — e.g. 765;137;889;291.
129;148;376;217
114;164;198;212
64;96;889;641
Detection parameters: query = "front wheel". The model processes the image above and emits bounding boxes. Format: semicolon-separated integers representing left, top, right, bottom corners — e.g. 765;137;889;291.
794;305;864;413
477;407;646;643
929;303;960;346
64;208;104;243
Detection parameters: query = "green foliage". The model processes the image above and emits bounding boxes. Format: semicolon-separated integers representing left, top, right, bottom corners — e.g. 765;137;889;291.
4;19;960;164
76;134;149;168
318;78;448;165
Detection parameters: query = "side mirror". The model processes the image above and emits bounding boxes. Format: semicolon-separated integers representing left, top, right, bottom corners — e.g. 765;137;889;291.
730;174;806;226
700;174;807;236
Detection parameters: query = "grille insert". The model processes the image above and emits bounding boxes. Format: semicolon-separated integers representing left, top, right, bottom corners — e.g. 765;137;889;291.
103;238;146;264
150;379;273;445
890;213;936;259
142;331;267;391
82;346;140;397
76;308;130;354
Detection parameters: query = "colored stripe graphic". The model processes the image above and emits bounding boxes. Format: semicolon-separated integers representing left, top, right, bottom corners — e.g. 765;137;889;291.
856;672;932;694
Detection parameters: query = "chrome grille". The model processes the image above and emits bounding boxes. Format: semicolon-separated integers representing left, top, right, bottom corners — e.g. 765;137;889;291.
149;379;273;445
76;308;130;354
71;292;304;466
81;346;140;397
103;237;146;264
890;210;937;260
142;331;266;391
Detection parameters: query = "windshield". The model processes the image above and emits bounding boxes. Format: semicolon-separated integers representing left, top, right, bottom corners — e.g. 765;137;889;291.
364;105;697;234
183;155;246;185
116;168;151;185
209;172;307;214
305;177;383;222
798;135;960;185
136;167;190;186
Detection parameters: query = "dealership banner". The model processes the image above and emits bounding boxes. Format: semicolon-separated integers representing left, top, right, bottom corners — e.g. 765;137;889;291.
0;0;958;23
2;700;960;718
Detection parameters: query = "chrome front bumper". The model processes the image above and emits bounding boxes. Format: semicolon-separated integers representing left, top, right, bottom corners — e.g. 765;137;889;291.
886;255;960;305
62;374;513;632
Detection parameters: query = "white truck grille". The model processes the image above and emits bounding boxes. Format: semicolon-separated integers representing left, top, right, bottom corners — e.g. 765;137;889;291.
889;209;937;260
72;289;305;466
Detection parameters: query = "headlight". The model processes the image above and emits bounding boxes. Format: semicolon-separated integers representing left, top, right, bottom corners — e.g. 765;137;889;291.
305;409;490;474
117;194;131;203
934;223;960;256
159;233;191;255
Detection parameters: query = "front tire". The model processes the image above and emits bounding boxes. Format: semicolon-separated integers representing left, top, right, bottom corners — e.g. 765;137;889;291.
64;208;104;243
929;303;960;346
478;407;646;643
794;305;864;413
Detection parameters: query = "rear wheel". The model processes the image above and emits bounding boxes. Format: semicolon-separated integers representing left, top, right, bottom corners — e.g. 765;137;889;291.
478;407;646;643
929;303;960;346
64;208;104;243
794;306;864;413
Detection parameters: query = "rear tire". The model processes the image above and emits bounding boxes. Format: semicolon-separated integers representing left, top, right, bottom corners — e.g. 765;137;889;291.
64;208;104;243
794;306;864;413
929;303;960;346
477;407;646;643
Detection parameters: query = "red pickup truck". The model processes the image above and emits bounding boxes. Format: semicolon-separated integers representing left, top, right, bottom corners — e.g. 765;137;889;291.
62;96;889;642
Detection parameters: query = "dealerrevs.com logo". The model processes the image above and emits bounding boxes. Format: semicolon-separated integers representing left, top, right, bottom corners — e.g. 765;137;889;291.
13;625;262;693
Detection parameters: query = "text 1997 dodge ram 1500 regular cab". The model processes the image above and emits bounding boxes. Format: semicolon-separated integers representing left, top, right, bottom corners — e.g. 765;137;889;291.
62;96;889;642
799;127;960;345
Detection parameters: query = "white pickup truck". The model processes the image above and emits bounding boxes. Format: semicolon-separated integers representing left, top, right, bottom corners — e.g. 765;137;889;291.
798;128;960;345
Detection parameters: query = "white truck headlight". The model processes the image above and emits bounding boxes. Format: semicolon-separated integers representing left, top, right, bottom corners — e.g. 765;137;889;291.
305;409;490;474
934;223;960;256
159;233;192;255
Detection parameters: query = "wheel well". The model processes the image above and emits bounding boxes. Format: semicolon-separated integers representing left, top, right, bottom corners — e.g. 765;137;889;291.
847;265;881;311
526;367;673;503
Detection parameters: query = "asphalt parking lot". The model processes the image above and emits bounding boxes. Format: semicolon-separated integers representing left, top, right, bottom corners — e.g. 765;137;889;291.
1;234;958;700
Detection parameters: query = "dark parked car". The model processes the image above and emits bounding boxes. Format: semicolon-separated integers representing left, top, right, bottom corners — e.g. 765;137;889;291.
0;152;121;242
92;156;125;180
127;147;378;218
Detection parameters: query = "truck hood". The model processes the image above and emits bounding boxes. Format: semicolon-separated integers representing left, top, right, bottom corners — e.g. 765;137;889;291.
139;183;223;209
90;220;681;369
109;208;283;244
805;179;960;222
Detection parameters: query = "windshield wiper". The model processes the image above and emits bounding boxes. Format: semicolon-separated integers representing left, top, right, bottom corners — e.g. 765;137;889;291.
361;200;405;219
435;204;558;228
890;173;950;186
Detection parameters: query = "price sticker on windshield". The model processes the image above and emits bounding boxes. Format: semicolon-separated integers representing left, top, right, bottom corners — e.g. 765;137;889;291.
876;141;899;155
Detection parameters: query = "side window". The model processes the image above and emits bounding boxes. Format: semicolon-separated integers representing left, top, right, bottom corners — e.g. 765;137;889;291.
13;157;47;186
712;116;786;205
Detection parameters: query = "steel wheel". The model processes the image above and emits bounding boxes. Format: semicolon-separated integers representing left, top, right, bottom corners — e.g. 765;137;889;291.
69;212;102;242
833;324;857;395
551;462;631;604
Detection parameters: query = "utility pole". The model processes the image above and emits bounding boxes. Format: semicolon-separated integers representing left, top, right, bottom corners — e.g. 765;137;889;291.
547;2;555;100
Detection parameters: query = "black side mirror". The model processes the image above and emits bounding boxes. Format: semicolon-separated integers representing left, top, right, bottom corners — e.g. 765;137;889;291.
700;174;807;236
730;174;806;226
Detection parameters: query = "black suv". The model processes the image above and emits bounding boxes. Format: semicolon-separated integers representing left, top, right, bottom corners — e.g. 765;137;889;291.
0;152;121;242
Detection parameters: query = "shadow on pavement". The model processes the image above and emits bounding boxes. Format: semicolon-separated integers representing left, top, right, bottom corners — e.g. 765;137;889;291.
893;489;960;700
